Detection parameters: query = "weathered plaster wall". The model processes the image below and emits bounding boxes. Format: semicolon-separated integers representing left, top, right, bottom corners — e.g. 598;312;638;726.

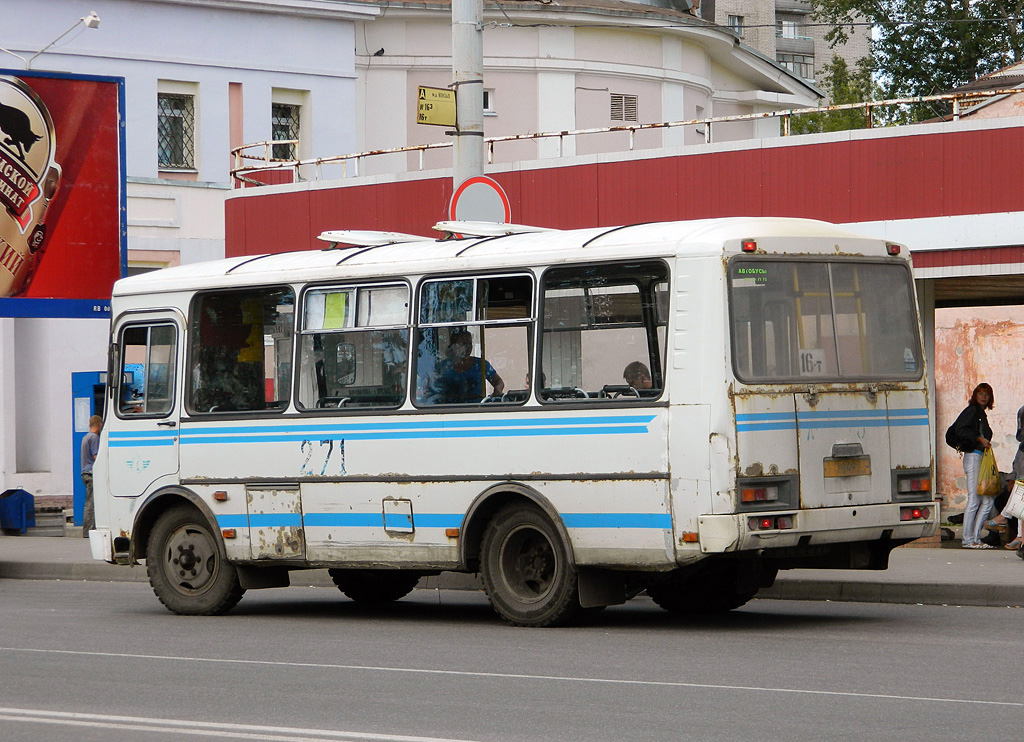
935;306;1024;513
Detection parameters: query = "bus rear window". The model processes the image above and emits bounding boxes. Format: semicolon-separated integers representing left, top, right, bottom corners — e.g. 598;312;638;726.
729;259;922;382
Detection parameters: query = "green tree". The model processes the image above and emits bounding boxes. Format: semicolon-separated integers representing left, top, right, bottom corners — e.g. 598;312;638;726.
791;55;878;133
813;0;1024;121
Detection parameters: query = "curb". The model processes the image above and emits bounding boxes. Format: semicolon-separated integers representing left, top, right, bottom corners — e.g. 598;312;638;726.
4;560;1023;608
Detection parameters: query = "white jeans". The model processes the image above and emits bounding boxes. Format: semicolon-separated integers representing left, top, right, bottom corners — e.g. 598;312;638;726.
962;451;995;545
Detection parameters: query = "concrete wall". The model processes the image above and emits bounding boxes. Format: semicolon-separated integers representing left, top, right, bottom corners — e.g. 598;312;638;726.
934;306;1024;514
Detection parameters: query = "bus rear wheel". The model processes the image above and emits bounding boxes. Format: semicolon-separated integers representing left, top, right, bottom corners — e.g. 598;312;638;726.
646;562;760;615
328;569;422;604
480;503;581;627
146;505;244;616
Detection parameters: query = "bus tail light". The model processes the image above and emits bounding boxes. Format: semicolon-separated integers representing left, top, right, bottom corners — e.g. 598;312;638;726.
896;475;931;494
741;239;757;252
741;485;779;504
886;243;901;255
748;515;795;531
900;506;930;521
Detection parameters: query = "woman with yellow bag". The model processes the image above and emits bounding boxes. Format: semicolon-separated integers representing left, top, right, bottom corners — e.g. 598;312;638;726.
952;383;997;549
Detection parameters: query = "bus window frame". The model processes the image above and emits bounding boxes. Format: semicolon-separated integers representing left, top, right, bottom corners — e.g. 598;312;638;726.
412;270;536;410
726;255;924;385
113;320;179;421
184;284;296;418
537;259;670;405
295;278;413;413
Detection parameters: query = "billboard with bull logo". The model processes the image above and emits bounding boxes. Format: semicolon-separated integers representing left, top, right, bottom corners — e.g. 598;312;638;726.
0;69;124;317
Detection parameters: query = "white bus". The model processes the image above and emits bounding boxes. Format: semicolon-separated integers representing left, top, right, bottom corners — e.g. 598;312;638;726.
90;217;936;626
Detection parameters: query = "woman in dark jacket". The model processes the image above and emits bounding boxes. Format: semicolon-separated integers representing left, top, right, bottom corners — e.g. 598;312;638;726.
953;383;995;548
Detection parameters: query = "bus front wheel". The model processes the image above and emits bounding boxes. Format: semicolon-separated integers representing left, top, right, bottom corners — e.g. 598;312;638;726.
480;503;581;627
328;569;422;604
146;505;245;616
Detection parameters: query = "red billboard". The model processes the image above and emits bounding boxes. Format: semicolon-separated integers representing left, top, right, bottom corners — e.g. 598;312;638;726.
0;69;124;317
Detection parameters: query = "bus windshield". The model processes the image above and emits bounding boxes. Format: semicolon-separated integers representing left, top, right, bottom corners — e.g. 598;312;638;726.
729;259;922;382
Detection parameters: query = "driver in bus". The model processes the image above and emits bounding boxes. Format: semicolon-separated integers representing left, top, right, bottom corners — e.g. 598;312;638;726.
429;329;505;404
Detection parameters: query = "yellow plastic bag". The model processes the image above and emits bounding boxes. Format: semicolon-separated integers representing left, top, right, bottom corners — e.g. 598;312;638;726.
977;447;1001;497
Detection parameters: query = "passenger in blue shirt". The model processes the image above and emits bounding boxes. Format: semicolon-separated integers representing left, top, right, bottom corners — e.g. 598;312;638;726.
430;329;504;404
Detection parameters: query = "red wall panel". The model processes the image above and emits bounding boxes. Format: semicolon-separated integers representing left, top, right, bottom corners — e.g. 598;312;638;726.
226;124;1024;258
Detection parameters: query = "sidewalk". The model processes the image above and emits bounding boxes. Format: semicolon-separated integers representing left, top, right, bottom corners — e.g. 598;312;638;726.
1;532;1022;607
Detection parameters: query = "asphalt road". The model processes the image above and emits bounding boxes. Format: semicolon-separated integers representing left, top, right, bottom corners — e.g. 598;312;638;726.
0;579;1019;742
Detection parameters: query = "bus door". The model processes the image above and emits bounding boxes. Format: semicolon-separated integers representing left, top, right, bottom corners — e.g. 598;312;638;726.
795;390;892;508
107;313;182;498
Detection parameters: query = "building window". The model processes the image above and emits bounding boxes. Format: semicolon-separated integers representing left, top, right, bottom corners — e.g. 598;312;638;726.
271;103;300;160
483;88;496;116
776;20;802;38
728;15;745;37
778;53;814;80
157;94;195;170
610;93;638;122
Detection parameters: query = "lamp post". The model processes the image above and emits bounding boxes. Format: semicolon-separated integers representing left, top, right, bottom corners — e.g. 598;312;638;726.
0;11;101;70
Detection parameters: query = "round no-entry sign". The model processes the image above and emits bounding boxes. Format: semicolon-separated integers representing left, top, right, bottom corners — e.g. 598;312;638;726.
448;175;512;224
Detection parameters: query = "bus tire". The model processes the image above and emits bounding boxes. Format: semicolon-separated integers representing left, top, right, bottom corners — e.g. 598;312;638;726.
646;563;756;615
328;569;421;604
146;505;245;616
480;503;581;627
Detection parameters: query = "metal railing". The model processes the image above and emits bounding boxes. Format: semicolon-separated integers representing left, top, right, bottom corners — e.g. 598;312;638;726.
230;88;1024;184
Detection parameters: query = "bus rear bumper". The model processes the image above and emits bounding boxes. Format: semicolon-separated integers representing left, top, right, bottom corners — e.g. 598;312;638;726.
697;501;939;554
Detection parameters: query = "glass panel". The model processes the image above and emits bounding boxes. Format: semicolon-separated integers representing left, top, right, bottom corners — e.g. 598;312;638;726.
118;324;176;416
189;288;294;413
540;262;667;402
477;275;532;321
358;286;408;327
415;325;527;405
729;260;921;381
157;94;194;169
830;263;921;377
298;329;408;409
304;288;354;330
420;279;474;324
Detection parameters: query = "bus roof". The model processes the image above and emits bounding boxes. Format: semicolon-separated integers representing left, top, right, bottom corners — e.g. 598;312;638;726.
113;217;895;297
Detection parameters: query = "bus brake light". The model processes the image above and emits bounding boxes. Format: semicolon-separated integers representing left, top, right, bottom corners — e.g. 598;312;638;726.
741;239;757;252
899;506;931;521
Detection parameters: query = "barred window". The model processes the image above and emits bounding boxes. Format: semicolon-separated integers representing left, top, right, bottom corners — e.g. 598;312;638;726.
157;94;195;169
271;103;300;160
610;93;638;122
778;53;814;80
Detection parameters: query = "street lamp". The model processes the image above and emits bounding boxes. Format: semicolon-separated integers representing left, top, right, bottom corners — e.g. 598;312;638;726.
0;11;101;70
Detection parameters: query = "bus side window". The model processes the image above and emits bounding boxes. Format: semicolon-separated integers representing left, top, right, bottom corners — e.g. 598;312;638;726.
187;288;294;414
117;324;177;417
539;261;668;402
414;274;533;407
297;283;410;411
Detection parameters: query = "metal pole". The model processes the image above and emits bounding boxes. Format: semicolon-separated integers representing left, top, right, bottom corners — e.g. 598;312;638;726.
452;0;484;187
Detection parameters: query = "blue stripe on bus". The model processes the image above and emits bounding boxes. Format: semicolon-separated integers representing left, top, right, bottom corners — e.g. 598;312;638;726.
562;513;672;529
178;415;657;437
737;408;928;432
180;425;653;445
216;512;669;530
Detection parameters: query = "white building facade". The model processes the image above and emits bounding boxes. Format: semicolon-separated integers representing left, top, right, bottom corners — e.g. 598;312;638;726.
1;0;372;502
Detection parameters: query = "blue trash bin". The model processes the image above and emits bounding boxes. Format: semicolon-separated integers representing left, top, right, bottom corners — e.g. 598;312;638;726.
0;489;36;534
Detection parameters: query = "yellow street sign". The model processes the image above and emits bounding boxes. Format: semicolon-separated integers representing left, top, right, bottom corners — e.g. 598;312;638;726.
417;86;457;127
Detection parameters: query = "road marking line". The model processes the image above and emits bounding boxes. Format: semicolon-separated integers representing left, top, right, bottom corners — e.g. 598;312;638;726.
2;645;1022;708
0;707;479;742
